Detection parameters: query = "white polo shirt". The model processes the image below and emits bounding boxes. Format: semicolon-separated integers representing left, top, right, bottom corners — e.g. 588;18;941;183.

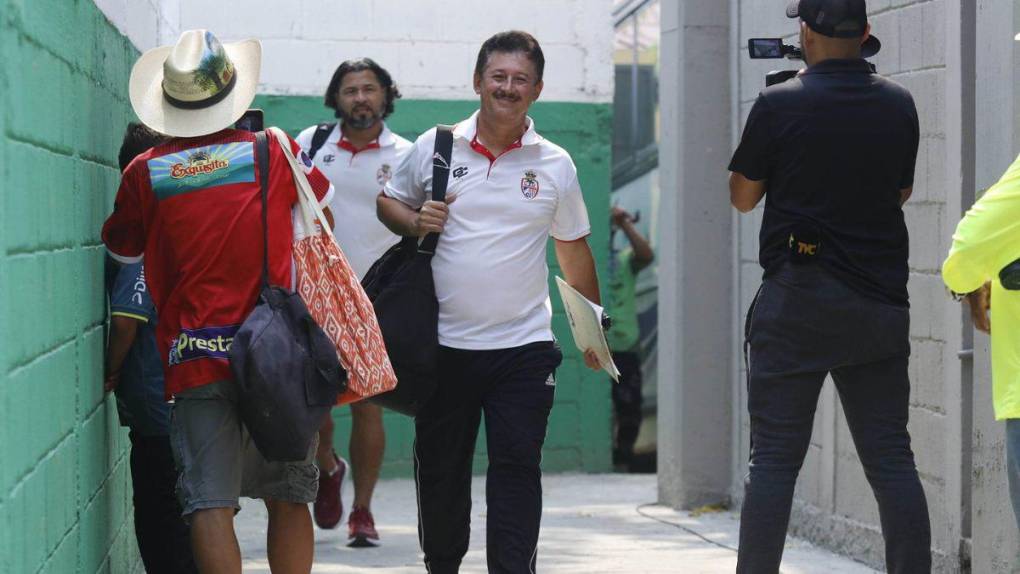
296;122;413;279
384;110;591;350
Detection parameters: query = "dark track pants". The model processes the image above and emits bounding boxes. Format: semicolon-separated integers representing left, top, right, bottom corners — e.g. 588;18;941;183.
129;433;197;574
736;264;931;574
414;341;562;574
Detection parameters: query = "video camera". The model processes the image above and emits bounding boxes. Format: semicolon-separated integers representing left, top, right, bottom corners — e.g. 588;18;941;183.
748;38;877;87
748;39;804;87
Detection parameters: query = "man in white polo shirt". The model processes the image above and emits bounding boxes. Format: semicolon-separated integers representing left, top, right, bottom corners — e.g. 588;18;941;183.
296;58;411;547
378;30;602;574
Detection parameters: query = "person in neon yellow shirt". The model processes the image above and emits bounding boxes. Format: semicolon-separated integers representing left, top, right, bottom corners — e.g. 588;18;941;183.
942;137;1020;529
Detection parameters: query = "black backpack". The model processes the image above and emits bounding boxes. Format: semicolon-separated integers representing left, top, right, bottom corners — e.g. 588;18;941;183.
362;125;454;416
229;131;346;461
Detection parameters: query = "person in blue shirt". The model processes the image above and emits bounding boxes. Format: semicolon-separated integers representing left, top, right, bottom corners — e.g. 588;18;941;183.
105;122;196;573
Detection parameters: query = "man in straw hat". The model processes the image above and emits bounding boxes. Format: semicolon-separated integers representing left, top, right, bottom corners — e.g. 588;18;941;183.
102;30;336;573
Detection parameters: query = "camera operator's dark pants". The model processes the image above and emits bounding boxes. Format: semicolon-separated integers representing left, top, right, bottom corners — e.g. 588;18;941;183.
737;264;931;574
129;432;197;574
414;341;562;574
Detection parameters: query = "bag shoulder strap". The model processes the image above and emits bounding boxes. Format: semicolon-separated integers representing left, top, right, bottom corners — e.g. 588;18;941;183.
307;122;336;160
255;130;271;288
268;127;339;247
419;124;454;255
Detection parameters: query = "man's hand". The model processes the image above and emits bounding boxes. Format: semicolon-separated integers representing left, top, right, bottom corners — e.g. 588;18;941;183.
583;349;602;371
105;315;139;394
413;195;457;236
965;282;992;334
611;206;632;228
103;371;121;393
611;206;654;271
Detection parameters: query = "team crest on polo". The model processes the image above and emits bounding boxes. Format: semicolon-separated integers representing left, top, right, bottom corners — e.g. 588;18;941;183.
148;142;255;199
521;169;540;199
376;164;392;185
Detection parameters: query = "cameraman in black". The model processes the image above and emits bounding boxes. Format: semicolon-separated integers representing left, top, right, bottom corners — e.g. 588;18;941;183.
728;1;931;572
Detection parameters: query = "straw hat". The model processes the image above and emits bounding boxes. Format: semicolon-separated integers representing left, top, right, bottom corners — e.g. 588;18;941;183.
129;30;261;138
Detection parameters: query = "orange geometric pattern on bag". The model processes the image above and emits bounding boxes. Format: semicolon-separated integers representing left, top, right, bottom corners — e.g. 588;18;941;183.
294;234;397;405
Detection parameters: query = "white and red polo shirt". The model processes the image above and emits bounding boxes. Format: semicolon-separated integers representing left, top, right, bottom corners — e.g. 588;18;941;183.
384;111;591;350
296;123;413;279
102;129;334;398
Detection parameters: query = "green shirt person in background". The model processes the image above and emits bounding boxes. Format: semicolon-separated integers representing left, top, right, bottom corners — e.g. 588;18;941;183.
943;149;1020;532
607;247;641;353
605;206;654;470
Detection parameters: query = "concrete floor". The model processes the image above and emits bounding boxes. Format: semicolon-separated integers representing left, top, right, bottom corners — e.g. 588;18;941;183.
234;473;878;573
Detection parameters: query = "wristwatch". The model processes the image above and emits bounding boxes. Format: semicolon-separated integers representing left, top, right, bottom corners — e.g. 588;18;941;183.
601;311;613;333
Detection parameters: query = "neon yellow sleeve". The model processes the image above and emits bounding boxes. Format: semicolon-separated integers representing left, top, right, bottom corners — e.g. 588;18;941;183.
943;154;1020;294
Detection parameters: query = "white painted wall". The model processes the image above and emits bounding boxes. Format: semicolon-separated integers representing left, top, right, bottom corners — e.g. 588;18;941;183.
97;0;613;103
93;0;181;52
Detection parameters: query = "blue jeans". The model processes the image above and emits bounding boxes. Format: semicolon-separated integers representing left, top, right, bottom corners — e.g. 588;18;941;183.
1007;419;1020;532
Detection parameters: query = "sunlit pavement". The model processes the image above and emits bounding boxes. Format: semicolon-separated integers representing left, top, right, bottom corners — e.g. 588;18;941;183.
235;473;879;573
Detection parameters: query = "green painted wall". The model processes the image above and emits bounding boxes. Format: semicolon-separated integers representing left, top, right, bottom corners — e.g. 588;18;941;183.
254;95;615;477
1;2;143;574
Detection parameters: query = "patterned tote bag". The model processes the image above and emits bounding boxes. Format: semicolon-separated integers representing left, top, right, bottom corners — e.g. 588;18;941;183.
270;127;398;404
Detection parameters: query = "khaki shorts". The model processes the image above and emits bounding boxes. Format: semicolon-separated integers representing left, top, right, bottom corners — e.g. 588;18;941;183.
169;379;319;517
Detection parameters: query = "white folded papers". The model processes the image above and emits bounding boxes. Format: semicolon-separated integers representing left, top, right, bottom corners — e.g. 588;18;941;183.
555;276;620;382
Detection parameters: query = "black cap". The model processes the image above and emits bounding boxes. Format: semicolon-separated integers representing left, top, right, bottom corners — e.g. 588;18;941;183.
786;0;881;58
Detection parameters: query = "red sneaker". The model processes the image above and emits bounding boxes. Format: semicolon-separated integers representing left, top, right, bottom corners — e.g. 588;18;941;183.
347;505;380;547
313;453;347;529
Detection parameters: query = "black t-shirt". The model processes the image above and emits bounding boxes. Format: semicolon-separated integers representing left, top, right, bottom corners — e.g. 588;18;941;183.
728;58;919;306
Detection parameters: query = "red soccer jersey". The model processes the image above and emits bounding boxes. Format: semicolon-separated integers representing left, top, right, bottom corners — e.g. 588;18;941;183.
102;129;334;398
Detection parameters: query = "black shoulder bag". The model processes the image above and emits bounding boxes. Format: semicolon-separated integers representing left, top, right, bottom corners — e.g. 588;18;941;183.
229;131;345;461
362;125;454;416
307;122;336;160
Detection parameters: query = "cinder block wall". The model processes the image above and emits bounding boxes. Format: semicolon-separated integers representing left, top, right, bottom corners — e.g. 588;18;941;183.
0;0;174;572
969;1;1020;571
